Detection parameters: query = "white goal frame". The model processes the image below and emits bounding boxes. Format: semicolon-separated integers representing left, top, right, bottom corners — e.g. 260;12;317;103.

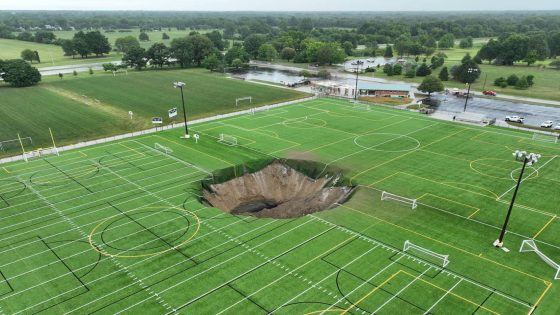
520;240;560;280
23;147;59;162
381;191;418;209
112;69;128;76
0;137;33;152
353;103;371;111
235;96;252;107
532;133;558;144
217;134;238;146
154;143;173;154
404;240;450;268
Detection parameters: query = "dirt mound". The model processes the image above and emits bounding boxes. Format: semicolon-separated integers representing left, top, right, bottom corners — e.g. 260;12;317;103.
202;161;354;219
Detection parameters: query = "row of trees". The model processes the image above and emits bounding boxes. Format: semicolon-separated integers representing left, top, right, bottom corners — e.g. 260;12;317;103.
16;30;57;44
477;33;560;65
60;31;112;58
0;59;41;87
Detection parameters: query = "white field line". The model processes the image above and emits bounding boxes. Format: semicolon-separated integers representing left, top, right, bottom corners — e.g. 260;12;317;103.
233;243;381;314
70;219;318;315
8;212;279;313
134;141;213;176
0;173;204;260
319;254;406;315
2;199;204;282
371;268;430;314
497;155;558;200
0;140;156;182
311;215;532;309
21;179;171;312
423;279;463;314
0;152;202;228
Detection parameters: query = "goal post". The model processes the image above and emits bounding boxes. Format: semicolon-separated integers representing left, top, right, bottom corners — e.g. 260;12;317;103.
235;96;252;107
0;136;33;152
404;240;450;268
381;191;418;209
217;134;238;146
352;103;371;111
532;133;559;144
154;143;173;154
520;240;560;280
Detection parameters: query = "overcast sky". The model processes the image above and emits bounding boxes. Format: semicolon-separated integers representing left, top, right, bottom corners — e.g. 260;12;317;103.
1;0;560;11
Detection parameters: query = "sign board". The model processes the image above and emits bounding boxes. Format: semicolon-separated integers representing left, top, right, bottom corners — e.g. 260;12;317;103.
168;107;178;118
151;117;163;124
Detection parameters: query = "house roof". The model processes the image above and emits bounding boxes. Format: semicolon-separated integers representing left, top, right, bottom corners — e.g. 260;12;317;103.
357;82;411;91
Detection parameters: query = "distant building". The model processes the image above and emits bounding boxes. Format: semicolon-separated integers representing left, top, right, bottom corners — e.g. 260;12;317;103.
312;81;412;99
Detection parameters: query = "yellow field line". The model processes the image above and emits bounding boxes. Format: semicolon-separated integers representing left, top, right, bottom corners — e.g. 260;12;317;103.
370;172;402;186
532;215;557;240
399;270;501;315
532;281;553;310
467;208;481;219
418;193;481;217
340;271;402;315
119;142;145;157
338;203;549;283
2;167;10;174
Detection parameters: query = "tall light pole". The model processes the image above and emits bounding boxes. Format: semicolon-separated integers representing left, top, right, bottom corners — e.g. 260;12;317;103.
462;68;479;112
354;60;363;101
173;81;190;139
493;150;540;248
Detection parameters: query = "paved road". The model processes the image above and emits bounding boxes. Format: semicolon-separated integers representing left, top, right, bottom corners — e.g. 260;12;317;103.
39;61;121;76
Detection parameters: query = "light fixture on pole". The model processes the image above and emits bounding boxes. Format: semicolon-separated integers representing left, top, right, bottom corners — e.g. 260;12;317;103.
173;81;190;139
493;150;540;249
462;68;479;112
354;60;363;101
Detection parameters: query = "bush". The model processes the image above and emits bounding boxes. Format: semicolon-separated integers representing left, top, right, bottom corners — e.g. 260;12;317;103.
438;67;449;81
404;69;416;78
73;70;78;76
393;64;403;75
494;77;506;87
102;63;117;71
527;75;535;87
515;76;529;90
317;70;331;79
507;74;519;86
89;68;94;75
550;60;560;69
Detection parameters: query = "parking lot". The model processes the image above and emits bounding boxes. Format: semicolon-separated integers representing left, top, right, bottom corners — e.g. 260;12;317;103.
430;94;560;127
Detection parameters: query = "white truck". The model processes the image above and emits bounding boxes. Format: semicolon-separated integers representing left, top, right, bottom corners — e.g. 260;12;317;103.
541;121;554;128
505;116;525;123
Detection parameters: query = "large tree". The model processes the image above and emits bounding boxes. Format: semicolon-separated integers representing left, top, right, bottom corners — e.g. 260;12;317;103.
225;45;250;65
122;46;147;69
453;54;481;83
186;34;214;66
146;43;169;68
438;33;455;49
205;30;225;51
243;34;267;59
21;49;36;63
258;43;277;61
34;31;56;44
170;37;192;68
418;75;444;95
115;36;141;54
60;39;76;58
281;47;296;61
72;31;91;58
85;31;111;56
0;59;41;87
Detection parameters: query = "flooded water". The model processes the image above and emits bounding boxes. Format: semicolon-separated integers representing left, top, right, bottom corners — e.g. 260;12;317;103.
229;69;305;85
343;58;396;71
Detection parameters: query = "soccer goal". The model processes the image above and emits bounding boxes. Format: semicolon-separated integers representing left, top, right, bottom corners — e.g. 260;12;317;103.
235;96;252;107
154;143;173;154
381;191;418;209
532;133;558;144
19;130;59;162
520;240;560;280
112;69;128;76
353;103;371;111
0;137;32;152
404;240;450;268
217;134;238;146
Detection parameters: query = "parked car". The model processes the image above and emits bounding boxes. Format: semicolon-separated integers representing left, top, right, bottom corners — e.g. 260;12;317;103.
483;90;497;96
541;121;554;128
505;116;525;123
554;125;560;130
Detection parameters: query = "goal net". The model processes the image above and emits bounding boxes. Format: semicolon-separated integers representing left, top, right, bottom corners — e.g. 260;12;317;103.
154;143;173;154
0;137;33;152
235;96;252;107
404;240;450;268
381;191;418;209
23;147;59;162
520;240;560;280
217;134;238;146
353;103;371;111
532;133;558;144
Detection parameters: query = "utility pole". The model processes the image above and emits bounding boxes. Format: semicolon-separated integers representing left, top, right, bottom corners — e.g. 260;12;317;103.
173;82;190;138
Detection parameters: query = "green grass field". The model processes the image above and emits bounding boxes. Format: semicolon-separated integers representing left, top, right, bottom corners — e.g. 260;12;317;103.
0;38;121;68
0;69;308;156
0;98;558;314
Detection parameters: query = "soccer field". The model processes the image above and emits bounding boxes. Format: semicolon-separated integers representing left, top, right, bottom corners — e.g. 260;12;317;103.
0;98;559;314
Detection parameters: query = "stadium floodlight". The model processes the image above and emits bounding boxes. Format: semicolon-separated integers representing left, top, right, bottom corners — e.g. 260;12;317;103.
494;150;540;248
462;68;479;112
354;60;364;101
173;81;190;139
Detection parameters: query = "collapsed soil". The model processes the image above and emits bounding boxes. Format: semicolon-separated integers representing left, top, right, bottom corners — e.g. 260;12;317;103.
202;161;354;219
